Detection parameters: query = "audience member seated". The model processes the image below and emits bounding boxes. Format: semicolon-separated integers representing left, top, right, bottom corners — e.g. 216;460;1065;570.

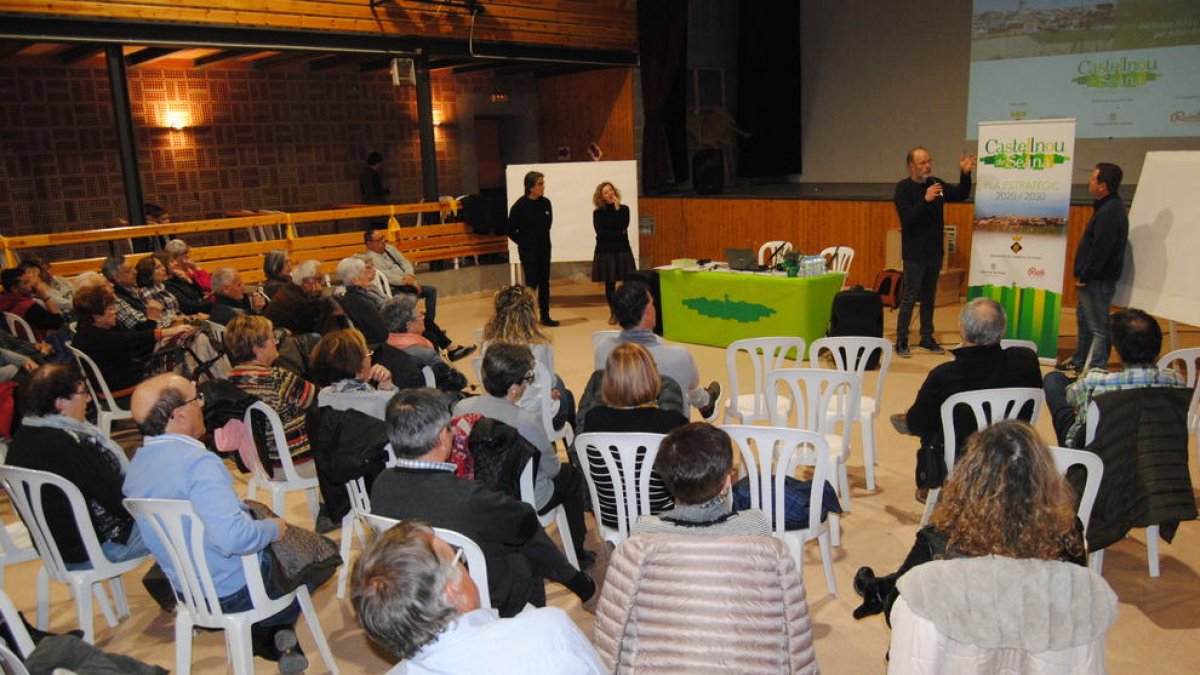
225;314;317;472
852;421;1087;624
889;297;1042;499
261;249;292;302
163;238;212;294
583;343;689;527
0;266;65;342
71;285;194;397
633;422;770;536
1044;308;1186;447
263;260;344;336
334;256;390;347
482;285;573;429
101;255;166;330
6;363;150;568
454;343;592;566
22;256;74;315
123;373;308;670
306;328;392;527
134;255;203;324
209;266;266;326
378;294;470;398
370;388;598;617
0;344;37;386
351;520;604;674
595;281;720;418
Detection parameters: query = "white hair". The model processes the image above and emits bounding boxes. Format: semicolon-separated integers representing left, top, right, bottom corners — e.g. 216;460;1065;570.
72;271;107;291
337;257;366;286
164;239;190;256
291;260;322;285
210;267;239;294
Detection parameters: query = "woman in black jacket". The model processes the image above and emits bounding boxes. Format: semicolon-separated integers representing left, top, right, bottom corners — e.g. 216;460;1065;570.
591;181;636;317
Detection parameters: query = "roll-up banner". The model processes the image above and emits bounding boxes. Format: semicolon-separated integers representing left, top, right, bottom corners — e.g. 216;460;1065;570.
968;118;1076;360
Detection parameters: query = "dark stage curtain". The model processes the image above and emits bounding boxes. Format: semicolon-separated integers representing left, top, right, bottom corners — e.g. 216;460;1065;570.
638;0;689;193
737;1;802;178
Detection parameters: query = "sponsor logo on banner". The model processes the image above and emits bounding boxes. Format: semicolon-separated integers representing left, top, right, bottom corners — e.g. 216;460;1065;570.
1073;56;1160;89
981;137;1069;170
1028;267;1046;278
1171;110;1200;124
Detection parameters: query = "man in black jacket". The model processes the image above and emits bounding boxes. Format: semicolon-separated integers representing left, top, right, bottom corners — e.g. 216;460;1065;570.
369;388;596;618
209;267;265;326
893;147;975;357
508;171;557;326
890;298;1042;497
1057;162;1128;373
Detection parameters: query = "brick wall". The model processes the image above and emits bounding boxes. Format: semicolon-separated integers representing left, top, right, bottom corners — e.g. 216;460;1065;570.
0;60;536;259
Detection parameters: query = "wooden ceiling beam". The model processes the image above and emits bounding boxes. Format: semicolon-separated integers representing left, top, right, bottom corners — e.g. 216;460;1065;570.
125;47;178;67
0;41;30;61
58;44;103;64
252;51;319;70
194;48;252;68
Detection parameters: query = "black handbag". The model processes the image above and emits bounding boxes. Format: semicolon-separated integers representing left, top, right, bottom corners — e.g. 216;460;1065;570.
244;500;342;594
914;438;948;490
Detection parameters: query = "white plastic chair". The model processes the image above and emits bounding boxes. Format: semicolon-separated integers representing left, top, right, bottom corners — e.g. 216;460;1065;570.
819;245;855;275
0;588;35;660
421;365;436;388
724;425;837;597
3;312;37;344
67;344;133;441
0;514;39;589
574;432;665;548
243;401;321;524
810;336;892;492
590;330;620;370
1050;446;1104;540
1157;347;1200;438
723;337;806;425
204;320;226;346
757;240;794;265
921;387;1045;525
519;458;578;570
765;368;859;543
124;497;338;675
1000;338;1039;352
371;269;394;299
359;512;491;609
335;477;374;600
0;466;146;643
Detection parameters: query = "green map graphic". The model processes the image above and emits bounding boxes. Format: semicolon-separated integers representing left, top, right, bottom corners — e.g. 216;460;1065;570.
1072;71;1160;88
682;294;776;323
981;152;1070;170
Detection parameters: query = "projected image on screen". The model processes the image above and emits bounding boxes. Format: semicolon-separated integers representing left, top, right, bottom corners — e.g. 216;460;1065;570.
967;0;1200;139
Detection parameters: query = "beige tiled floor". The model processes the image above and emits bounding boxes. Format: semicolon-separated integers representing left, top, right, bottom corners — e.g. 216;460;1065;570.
3;279;1198;673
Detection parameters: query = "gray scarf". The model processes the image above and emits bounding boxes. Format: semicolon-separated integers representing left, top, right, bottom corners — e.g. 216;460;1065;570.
20;414;127;471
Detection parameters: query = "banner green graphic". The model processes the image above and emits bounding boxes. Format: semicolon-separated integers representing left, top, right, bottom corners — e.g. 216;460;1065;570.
972;119;1075;359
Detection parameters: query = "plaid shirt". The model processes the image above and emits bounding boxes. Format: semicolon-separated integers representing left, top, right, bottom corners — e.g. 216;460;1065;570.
1065;365;1186;444
392;456;457;473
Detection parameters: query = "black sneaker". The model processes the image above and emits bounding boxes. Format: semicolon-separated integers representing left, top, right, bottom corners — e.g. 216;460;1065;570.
1055;359;1079;372
697;381;722;420
896;342;912;358
918;339;946;354
274;627;308;674
540;317;561;327
447;344;477;362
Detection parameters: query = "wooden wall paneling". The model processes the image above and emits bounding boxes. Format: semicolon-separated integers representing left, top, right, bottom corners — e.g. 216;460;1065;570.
535;68;635;163
1;0;637;52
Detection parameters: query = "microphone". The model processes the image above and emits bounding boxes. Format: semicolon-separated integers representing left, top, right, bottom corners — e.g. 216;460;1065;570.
926;177;943;200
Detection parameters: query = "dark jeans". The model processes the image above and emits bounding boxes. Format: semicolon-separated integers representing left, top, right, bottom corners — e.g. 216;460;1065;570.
896;256;942;345
1070;280;1116;369
1043;370;1078;446
536;464;588;561
519;247;552;318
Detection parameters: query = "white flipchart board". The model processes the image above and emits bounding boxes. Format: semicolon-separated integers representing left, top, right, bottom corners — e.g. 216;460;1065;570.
1113;151;1200;326
505;161;639;271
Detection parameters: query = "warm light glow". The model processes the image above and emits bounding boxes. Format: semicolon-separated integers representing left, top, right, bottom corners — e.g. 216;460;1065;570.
432;111;443;127
165;110;188;130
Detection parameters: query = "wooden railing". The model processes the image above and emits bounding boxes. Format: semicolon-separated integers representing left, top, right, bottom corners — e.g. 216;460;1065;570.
0;199;510;284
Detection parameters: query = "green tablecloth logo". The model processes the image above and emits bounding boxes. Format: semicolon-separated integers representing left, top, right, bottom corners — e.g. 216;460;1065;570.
682;294;776;323
1073;56;1160;89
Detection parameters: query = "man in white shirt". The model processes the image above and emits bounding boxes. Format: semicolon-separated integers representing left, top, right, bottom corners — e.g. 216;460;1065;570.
594;281;721;418
351;519;605;675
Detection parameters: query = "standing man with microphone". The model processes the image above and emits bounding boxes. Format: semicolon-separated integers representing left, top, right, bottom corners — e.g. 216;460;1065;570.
893;147;976;358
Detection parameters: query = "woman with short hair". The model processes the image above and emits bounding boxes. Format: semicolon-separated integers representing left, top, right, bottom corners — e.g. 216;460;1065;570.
164;238;212;294
225;314;317;469
262;249;292;301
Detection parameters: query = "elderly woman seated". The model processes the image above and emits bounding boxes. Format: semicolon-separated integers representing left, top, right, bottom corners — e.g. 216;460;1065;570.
261;249;292;302
134;253;210;321
224;314;317;473
633;422;771;536
262;259;344;335
6;363;150;567
163;238;212;294
71;284;195;397
377;294;469;398
306;328;393;524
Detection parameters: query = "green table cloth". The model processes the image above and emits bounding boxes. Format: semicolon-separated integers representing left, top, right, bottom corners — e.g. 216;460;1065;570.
658;268;845;355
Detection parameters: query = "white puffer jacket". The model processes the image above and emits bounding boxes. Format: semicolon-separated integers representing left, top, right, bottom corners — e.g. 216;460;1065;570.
889;556;1118;674
592;533;819;674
